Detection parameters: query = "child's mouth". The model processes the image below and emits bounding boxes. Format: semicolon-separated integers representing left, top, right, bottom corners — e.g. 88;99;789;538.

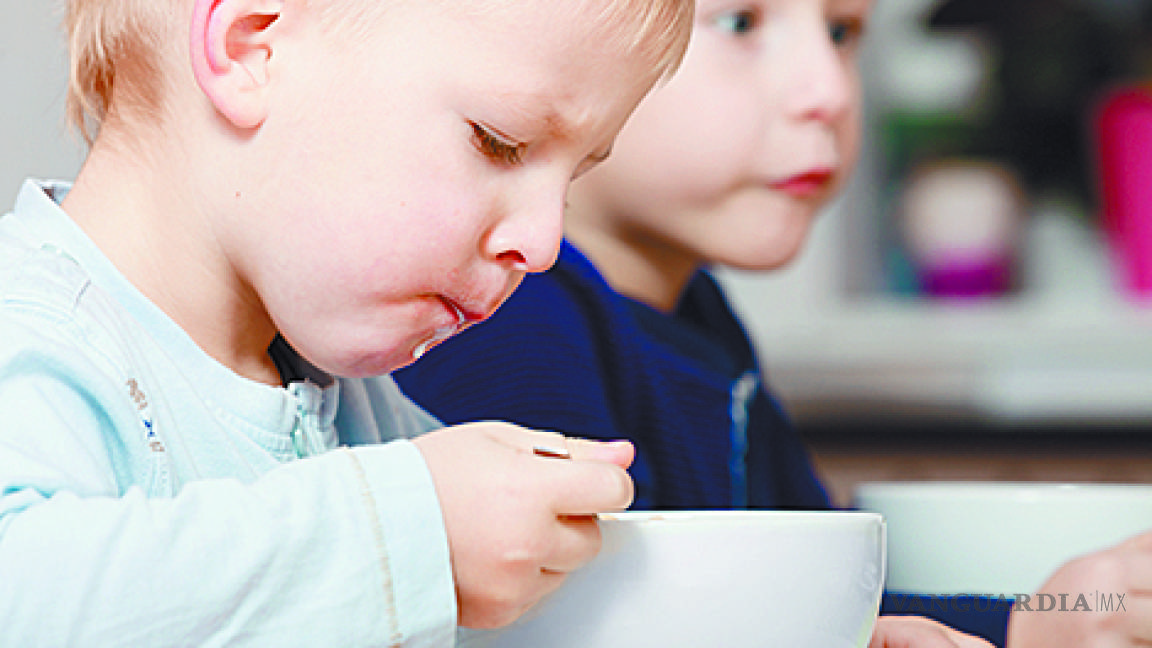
412;301;466;360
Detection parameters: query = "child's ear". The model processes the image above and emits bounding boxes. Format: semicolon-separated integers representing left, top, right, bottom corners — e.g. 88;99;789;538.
190;0;284;129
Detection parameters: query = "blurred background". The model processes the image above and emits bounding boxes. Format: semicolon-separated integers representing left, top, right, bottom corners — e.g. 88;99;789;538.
3;1;1151;506
0;3;85;209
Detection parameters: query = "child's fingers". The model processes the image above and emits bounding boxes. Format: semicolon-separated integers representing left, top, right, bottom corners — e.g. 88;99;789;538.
430;421;634;513
481;424;635;469
1113;532;1152;641
1128;548;1152;594
515;431;635;514
537;458;634;515
1127;528;1152;550
1128;595;1152;643
562;436;635;469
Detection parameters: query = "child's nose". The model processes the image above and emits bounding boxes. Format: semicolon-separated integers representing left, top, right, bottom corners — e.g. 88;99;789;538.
484;195;564;274
785;26;852;123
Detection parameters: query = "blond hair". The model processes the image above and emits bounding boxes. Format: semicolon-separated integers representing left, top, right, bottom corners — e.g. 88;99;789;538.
65;0;692;145
580;0;693;85
66;0;173;145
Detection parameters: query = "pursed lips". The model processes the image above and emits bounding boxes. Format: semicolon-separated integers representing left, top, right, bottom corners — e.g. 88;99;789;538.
412;298;466;361
770;169;835;198
443;288;507;324
410;292;500;361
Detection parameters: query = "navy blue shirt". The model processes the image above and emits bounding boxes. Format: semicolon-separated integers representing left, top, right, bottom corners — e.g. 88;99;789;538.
395;240;829;510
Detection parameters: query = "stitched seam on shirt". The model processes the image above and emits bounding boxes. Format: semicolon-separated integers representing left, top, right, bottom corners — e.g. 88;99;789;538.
342;448;404;647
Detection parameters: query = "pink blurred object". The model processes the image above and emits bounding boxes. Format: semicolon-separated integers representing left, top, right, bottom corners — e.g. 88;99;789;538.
919;255;1013;299
1095;85;1152;301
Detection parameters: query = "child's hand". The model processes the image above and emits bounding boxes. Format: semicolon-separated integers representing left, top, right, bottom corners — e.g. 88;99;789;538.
870;615;995;648
1006;529;1152;647
413;422;634;629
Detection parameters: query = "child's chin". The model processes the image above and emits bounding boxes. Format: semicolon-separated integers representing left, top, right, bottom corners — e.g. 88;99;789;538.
328;349;408;379
727;246;804;273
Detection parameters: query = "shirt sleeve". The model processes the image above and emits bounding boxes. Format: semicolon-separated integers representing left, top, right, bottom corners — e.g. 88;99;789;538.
0;328;456;646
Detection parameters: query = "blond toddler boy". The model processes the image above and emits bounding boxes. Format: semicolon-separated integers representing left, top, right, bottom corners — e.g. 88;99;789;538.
0;0;691;644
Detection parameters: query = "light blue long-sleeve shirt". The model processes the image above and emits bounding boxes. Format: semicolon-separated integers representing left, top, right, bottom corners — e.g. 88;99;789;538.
0;180;457;646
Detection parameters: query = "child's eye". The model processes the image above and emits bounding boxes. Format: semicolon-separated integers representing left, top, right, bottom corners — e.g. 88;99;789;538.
714;9;759;35
829;17;866;49
471;122;525;166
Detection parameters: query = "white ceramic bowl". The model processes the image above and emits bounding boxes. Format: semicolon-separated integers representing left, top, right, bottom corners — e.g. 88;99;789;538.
461;510;885;648
854;481;1152;595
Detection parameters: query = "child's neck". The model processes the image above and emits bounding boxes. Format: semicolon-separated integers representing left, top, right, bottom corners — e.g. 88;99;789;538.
566;223;698;314
61;133;284;387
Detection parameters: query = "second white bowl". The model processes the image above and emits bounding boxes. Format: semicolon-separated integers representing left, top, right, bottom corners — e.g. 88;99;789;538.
855;481;1152;595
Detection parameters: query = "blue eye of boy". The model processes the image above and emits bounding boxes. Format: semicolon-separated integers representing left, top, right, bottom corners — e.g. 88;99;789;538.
471;122;525;166
715;9;758;35
828;18;864;47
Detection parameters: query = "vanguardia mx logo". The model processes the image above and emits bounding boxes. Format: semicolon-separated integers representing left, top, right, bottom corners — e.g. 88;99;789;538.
886;592;1127;614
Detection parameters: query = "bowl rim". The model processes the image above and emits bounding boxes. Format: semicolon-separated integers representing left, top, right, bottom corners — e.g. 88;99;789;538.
600;509;884;524
855;480;1152;502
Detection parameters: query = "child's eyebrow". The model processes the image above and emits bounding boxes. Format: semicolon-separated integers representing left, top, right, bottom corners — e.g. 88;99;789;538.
541;110;578;143
541;108;615;164
491;91;586;144
490;91;613;162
